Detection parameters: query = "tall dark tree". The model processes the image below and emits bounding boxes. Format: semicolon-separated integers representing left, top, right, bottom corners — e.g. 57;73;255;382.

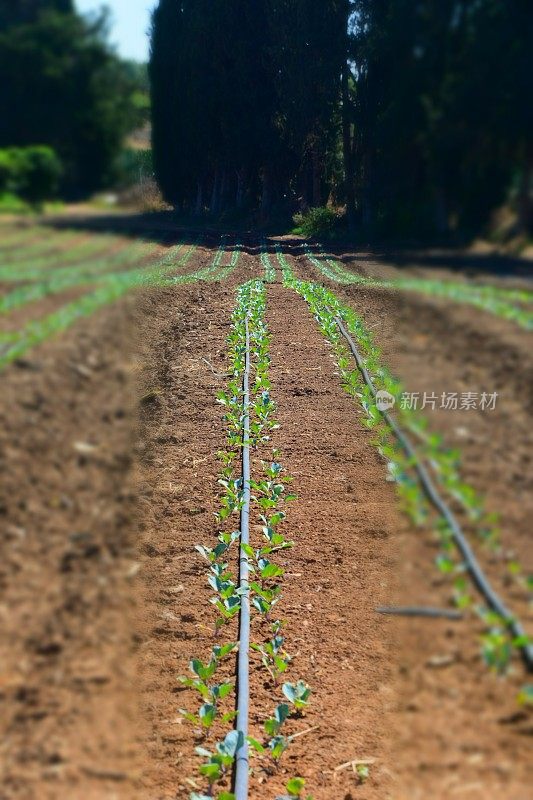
150;0;347;213
150;0;532;235
266;0;346;207
349;0;533;235
0;5;143;196
0;0;73;29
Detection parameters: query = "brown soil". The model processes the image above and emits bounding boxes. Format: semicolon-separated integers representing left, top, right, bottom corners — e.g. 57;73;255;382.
1;231;531;800
0;287;144;800
256;283;400;799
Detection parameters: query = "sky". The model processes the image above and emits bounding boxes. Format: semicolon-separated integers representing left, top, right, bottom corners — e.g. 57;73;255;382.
75;0;156;62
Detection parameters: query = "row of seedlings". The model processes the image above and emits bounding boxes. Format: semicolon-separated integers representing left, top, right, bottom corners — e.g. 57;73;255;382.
0;236;156;284
0;235;133;280
0;225;61;251
198;236;243;282
260;239;277;283
181;278;313;800
0;228;84;265
0;240;166;314
0;240;201;369
0;237;250;370
301;244;533;331
276;247;533;697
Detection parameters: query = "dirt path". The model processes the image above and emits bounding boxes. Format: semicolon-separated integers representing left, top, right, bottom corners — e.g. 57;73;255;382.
259;282;401;798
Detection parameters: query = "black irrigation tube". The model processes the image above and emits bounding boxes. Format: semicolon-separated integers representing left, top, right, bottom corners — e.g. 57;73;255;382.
234;316;251;800
377;606;463;620
335;315;533;672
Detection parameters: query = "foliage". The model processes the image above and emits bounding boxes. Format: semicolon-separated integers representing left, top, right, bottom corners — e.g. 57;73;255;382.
293;207;340;239
0;192;31;215
149;0;532;235
348;0;533;235
0;146;62;205
0;6;146;197
0;1;73;29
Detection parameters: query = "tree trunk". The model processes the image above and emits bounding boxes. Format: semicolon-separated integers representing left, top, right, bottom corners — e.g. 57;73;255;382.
195;179;203;216
312;139;322;207
433;186;449;234
219;169;227;212
342;66;356;228
260;168;272;219
518;146;533;235
236;169;245;208
210;169;220;215
361;151;373;228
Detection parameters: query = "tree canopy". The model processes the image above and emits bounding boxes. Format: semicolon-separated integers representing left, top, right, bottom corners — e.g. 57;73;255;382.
0;3;146;197
150;0;532;236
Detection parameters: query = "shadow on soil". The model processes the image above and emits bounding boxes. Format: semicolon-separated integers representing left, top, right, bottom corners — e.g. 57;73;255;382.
39;210;532;278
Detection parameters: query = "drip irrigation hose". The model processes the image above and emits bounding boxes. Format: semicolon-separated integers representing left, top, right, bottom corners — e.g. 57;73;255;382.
376;606;463;620
234;316;251;799
335;315;533;671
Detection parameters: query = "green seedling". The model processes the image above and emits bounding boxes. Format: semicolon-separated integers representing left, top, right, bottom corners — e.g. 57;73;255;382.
216;477;244;521
264;703;290;736
195;730;244;793
268;735;289;761
282;681;312;710
178;649;237;731
275;777;312;800
251;630;291;681
208;565;239;601
517;685;533;706
251;582;282;617
355;764;370;784
196;531;240;563
210;594;242;631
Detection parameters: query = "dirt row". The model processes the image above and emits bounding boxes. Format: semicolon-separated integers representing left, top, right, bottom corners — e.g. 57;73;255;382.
0;241;531;799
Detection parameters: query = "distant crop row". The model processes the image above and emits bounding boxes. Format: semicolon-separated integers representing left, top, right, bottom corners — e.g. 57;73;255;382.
303;245;533;330
0;238;245;370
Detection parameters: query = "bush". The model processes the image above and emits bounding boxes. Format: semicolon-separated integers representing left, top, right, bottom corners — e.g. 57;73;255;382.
0;192;31;215
293;206;341;238
0;146;62;206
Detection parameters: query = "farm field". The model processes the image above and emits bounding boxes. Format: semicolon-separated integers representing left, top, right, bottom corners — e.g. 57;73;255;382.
0;216;532;800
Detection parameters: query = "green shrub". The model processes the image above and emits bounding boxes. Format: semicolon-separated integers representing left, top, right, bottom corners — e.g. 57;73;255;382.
0;192;31;214
0;146;62;206
293;206;341;238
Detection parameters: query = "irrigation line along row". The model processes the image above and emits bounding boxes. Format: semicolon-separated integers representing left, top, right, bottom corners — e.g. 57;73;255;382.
335;315;533;671
234;317;251;800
